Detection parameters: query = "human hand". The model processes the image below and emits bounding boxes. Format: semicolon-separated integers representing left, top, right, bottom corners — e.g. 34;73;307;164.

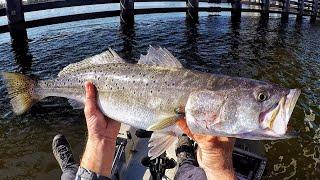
176;119;235;180
84;81;120;142
81;82;120;176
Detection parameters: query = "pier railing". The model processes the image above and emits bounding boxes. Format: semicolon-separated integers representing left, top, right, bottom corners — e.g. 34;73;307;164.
0;0;319;17
0;0;319;41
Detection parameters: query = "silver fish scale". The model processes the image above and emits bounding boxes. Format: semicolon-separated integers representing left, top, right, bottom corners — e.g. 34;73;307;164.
36;63;213;129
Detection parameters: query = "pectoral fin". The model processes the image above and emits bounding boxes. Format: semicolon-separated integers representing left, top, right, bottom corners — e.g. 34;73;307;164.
147;114;183;131
148;131;177;159
68;99;84;109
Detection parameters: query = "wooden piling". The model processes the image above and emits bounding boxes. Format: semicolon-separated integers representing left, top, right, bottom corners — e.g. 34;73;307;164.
120;0;134;25
311;0;319;22
260;0;269;18
231;0;242;17
5;0;28;43
297;0;304;19
187;0;199;21
282;0;290;19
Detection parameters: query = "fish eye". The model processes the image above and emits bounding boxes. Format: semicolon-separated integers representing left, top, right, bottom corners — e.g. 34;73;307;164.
257;92;268;102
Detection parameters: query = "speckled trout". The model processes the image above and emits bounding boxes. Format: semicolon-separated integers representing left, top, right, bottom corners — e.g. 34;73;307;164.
2;46;300;158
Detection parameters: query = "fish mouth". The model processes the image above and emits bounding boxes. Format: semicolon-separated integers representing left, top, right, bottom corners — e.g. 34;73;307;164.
259;89;301;136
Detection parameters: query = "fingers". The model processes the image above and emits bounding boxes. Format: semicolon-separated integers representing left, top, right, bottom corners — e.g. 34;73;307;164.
176;119;235;150
176;119;194;139
84;81;98;116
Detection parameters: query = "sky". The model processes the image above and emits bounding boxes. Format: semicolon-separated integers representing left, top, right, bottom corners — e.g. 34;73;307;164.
0;0;29;4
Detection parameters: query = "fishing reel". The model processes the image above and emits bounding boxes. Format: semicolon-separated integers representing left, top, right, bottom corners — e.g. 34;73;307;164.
141;152;176;180
136;129;177;180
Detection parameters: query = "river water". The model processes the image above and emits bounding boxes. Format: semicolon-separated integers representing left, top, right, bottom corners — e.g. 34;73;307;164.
0;12;319;179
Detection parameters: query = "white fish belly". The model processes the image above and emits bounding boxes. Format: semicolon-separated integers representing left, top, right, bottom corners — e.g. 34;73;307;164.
97;94;157;130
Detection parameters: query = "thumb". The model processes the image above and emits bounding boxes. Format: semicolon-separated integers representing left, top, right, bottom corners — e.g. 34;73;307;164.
84;81;98;116
176;118;194;139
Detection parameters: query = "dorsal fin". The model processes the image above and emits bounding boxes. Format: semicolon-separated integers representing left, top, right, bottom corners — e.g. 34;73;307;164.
58;48;124;77
138;46;183;68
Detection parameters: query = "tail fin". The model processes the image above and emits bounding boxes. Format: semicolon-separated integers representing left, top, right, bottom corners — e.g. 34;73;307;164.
1;72;37;115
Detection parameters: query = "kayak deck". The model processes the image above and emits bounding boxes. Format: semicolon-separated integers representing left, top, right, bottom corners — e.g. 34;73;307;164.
111;124;267;180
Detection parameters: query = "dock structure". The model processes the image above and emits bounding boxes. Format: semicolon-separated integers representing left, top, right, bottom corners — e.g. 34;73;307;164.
311;0;319;21
187;0;199;21
0;0;320;41
261;0;270;18
5;0;27;43
297;0;305;19
231;0;242;16
120;0;134;24
282;0;290;20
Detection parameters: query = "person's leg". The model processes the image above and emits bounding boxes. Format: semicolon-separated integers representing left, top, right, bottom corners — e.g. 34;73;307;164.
174;135;207;180
52;134;79;180
174;158;207;180
61;164;79;180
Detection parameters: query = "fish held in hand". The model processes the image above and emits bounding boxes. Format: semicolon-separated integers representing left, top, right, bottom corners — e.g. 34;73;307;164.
2;46;300;158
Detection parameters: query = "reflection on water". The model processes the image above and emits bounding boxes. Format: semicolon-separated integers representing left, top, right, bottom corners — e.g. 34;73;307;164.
183;17;201;69
119;23;136;63
229;15;241;62
11;38;33;74
0;13;319;179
